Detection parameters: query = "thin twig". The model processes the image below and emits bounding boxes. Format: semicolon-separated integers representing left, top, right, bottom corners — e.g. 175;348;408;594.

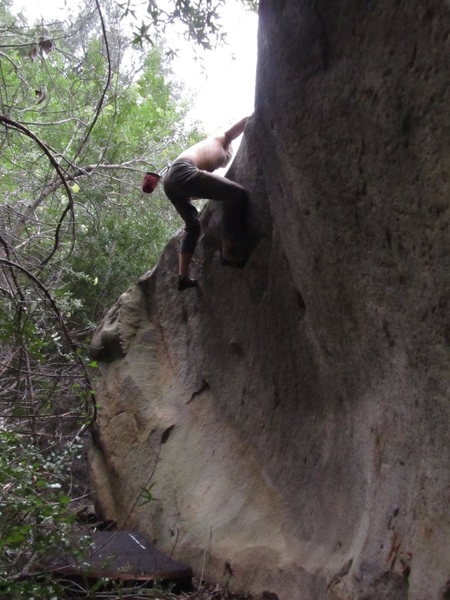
199;526;213;587
0;114;75;267
0;257;97;428
70;0;112;164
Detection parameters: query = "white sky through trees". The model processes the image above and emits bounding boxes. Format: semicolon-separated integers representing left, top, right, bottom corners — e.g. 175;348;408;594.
11;0;258;135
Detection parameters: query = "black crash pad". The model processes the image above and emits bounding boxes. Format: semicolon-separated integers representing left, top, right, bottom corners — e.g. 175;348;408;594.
50;530;192;584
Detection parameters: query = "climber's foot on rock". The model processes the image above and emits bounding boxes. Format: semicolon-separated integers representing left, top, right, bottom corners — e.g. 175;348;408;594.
177;276;198;291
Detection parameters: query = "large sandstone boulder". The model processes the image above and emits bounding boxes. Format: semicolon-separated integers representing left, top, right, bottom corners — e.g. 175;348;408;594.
90;1;450;598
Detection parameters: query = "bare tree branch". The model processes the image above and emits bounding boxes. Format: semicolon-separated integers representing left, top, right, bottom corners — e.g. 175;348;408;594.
0;114;75;266
0;257;97;428
20;117;89;126
71;0;112;164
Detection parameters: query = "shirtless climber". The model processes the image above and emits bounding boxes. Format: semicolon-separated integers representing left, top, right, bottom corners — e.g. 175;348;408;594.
163;116;250;291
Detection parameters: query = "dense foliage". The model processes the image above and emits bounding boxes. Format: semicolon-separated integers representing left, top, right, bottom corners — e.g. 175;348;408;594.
0;0;207;595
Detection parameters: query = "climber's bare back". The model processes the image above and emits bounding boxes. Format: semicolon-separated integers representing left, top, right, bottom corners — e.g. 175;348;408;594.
177;135;232;172
177;116;249;173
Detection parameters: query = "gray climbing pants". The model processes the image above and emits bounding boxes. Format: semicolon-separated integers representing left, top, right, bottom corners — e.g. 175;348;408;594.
163;159;248;254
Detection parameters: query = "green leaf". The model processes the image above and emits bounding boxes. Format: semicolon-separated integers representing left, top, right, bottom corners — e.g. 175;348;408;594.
139;481;159;505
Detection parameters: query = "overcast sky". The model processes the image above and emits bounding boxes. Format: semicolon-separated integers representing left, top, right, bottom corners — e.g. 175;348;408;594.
172;2;258;134
11;0;258;134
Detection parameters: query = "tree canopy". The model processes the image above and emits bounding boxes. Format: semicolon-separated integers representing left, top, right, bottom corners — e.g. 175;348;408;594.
0;0;221;594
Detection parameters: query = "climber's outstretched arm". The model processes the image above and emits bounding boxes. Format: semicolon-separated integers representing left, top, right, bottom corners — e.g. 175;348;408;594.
224;116;249;145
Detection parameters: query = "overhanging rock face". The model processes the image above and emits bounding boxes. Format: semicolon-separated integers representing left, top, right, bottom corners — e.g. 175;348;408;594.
91;1;450;598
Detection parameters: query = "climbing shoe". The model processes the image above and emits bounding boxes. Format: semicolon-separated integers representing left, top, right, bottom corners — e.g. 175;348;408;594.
177;276;198;291
219;254;247;269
